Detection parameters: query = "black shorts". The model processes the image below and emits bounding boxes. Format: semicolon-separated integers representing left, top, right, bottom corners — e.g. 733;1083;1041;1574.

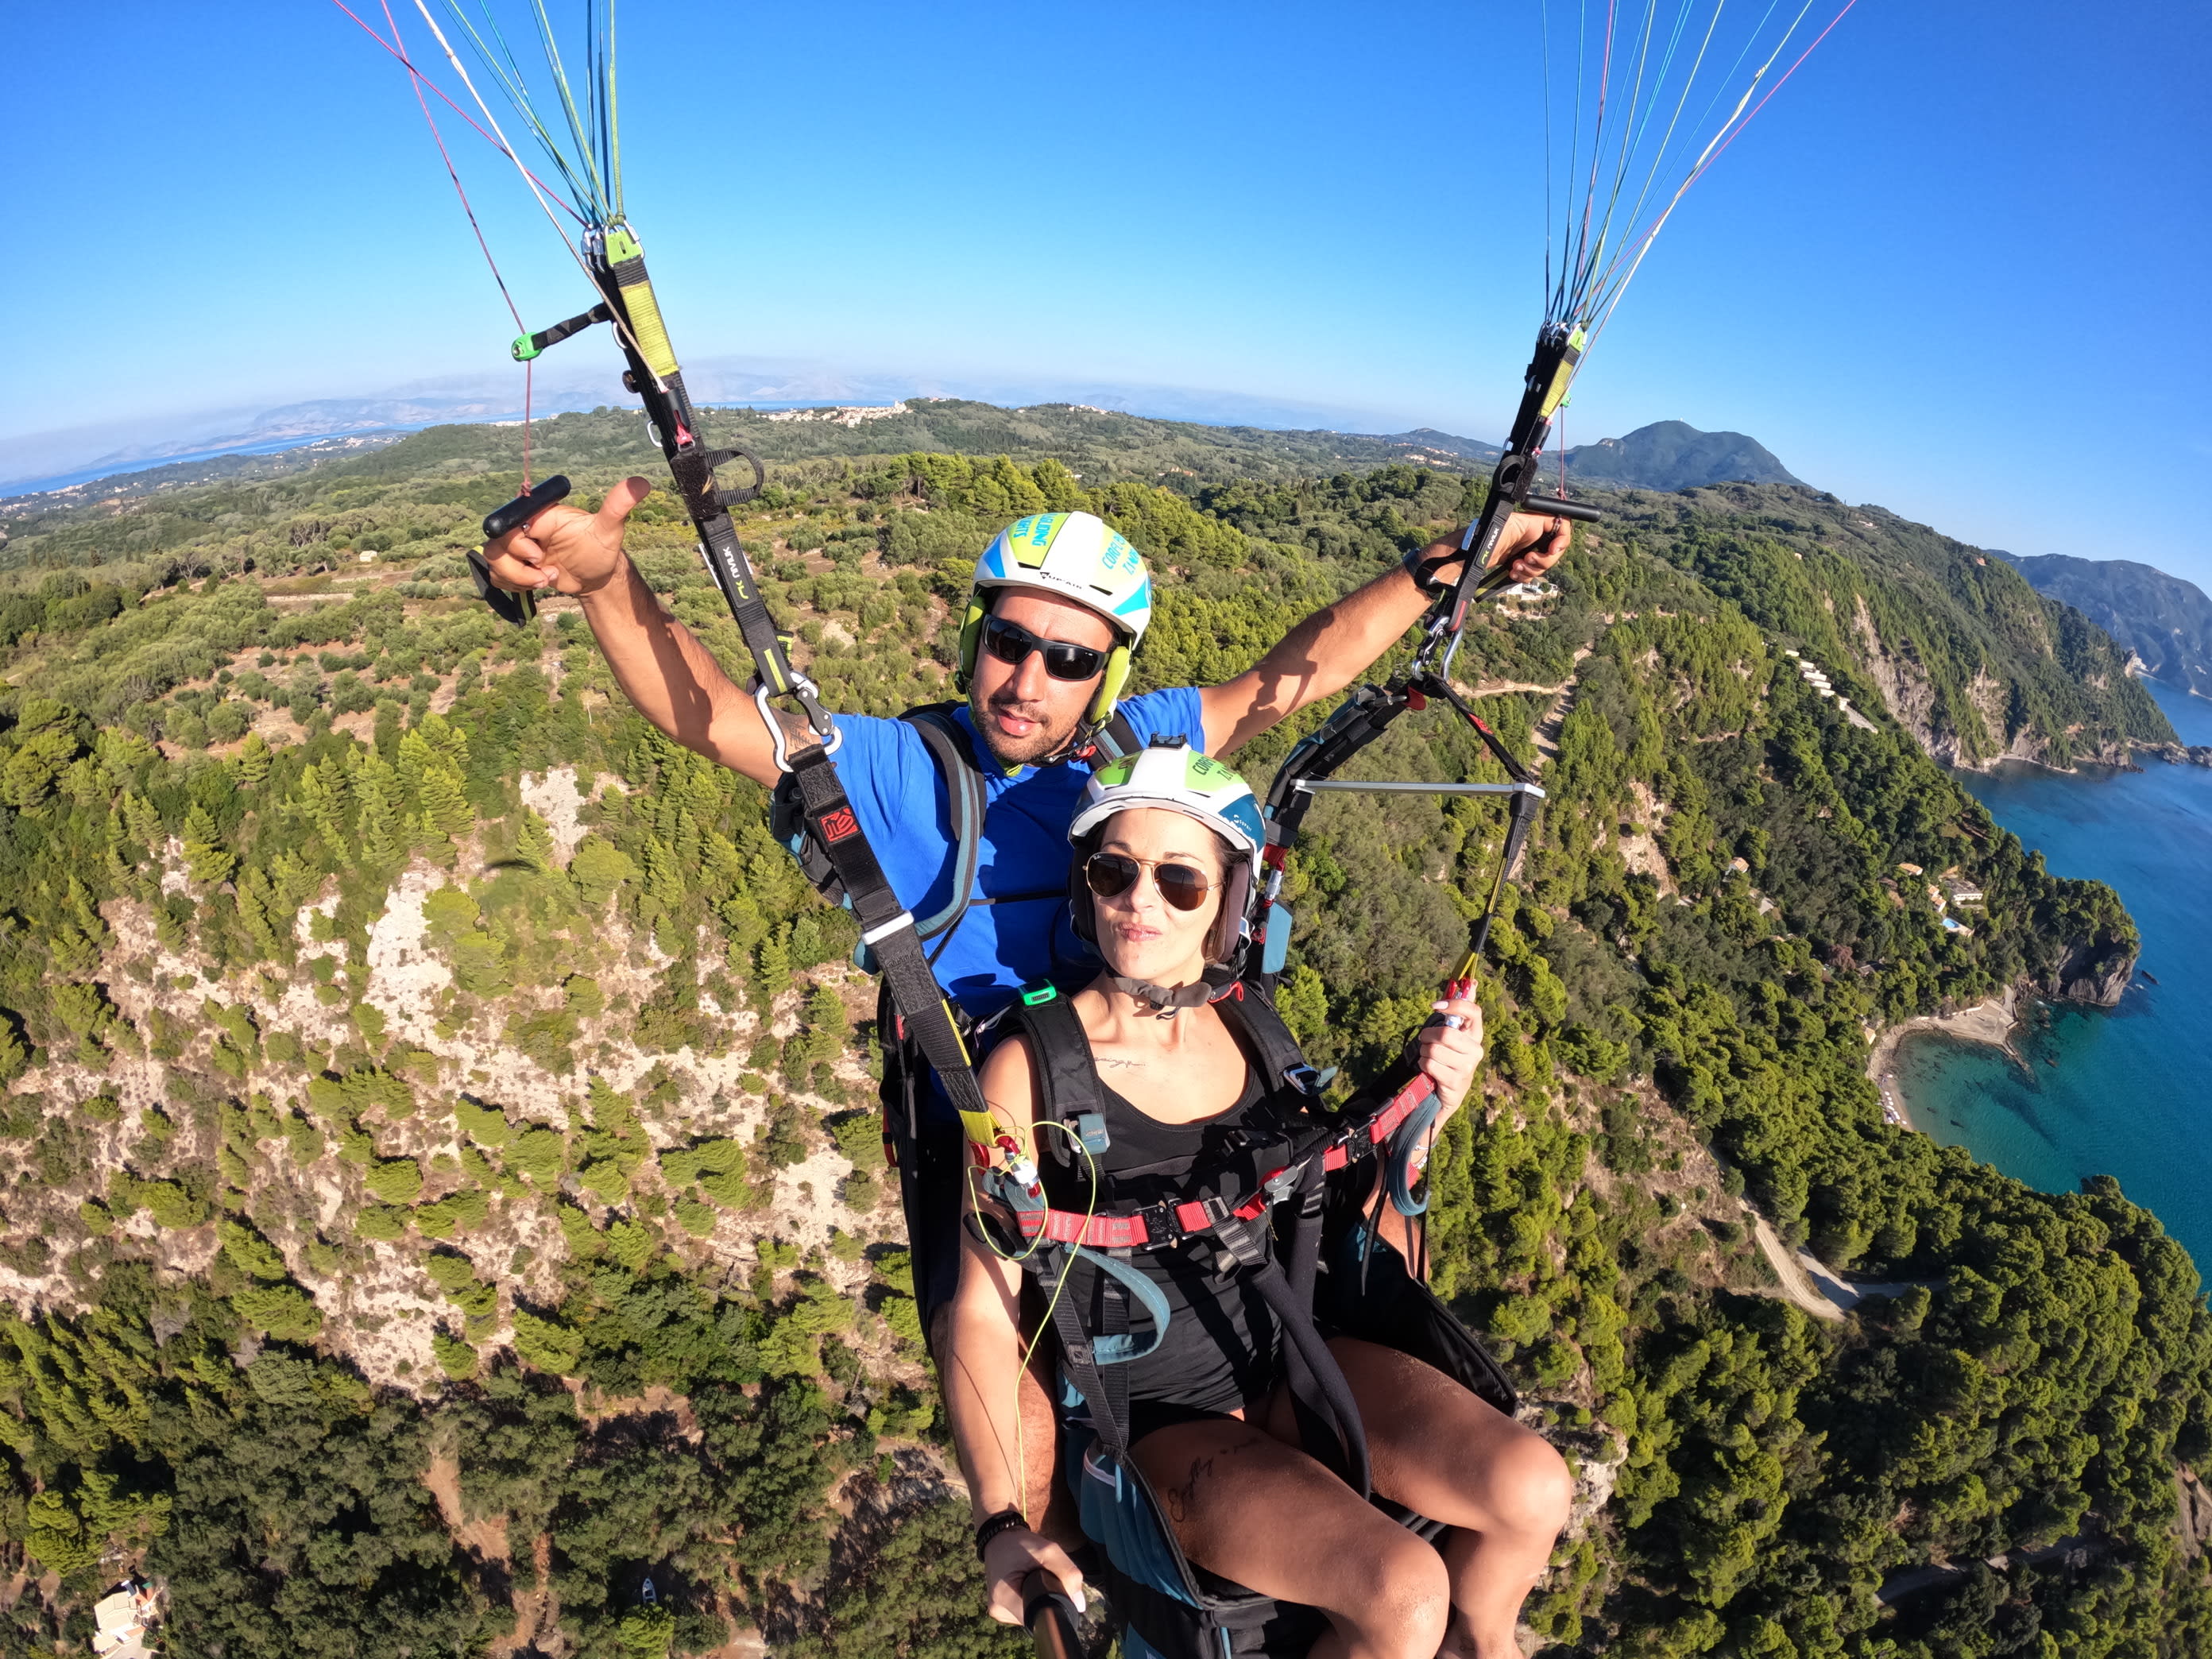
1129;1398;1251;1448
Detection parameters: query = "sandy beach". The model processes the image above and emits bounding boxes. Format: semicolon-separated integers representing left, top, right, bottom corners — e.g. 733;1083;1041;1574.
1866;986;2021;1131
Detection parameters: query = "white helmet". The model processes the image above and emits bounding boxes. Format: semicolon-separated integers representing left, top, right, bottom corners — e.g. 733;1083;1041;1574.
957;511;1153;729
1069;741;1263;967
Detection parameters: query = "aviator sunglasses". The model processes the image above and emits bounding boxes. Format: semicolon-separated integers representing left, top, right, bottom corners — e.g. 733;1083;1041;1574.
981;615;1108;681
1085;853;1215;912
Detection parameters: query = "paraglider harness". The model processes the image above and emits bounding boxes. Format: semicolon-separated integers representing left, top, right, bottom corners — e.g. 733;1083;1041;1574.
950;333;1596;1656
763;701;1150;1334
966;977;1516;1659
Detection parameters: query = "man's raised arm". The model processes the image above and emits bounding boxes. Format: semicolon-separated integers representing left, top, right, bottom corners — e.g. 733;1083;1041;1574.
1198;512;1571;756
479;477;799;787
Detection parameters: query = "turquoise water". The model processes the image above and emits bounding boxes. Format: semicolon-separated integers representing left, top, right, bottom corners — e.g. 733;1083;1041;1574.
1893;678;2212;1271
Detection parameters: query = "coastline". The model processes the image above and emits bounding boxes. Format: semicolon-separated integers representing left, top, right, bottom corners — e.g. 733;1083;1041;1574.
1867;986;2021;1132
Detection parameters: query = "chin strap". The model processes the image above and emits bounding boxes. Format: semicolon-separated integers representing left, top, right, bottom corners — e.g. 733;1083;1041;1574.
1108;976;1214;1017
1108;969;1243;1019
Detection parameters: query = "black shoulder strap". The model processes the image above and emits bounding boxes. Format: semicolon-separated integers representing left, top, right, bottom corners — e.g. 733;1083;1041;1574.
899;703;987;942
1218;981;1313;1099
1010;990;1107;1138
1090;708;1145;763
785;746;996;1143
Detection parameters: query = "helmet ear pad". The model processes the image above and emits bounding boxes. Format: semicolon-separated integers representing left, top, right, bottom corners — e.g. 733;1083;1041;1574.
1087;644;1133;727
1068;837;1100;948
957;594;1131;730
1208;857;1255;969
955;595;991;693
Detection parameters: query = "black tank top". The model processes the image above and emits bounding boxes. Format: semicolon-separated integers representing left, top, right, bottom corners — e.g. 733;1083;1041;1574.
1049;1055;1284;1421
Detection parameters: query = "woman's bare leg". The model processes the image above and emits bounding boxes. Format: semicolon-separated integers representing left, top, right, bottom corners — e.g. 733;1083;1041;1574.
1266;1340;1573;1659
1131;1417;1452;1659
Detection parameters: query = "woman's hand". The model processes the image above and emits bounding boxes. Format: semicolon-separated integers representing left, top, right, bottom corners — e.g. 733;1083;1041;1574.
982;1527;1086;1626
480;475;653;599
1416;993;1485;1120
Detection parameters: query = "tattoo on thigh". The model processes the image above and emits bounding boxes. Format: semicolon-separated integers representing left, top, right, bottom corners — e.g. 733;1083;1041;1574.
1163;1432;1266;1524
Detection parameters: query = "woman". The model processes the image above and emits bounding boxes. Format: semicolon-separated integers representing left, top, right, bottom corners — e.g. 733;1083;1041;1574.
944;744;1573;1659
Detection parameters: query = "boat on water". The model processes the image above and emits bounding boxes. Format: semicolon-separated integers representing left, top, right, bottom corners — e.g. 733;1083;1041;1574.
2142;969;2161;985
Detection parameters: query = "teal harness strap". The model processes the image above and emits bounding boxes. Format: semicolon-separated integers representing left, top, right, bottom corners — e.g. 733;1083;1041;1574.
1080;1247;1175;1365
1386;1088;1443;1217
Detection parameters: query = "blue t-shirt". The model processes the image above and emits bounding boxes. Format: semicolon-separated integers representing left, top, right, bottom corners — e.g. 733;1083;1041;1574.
827;687;1208;1019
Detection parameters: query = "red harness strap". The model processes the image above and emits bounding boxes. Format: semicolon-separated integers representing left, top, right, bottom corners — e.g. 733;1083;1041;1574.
1013;1189;1274;1250
1009;1073;1440;1250
1321;1074;1436;1172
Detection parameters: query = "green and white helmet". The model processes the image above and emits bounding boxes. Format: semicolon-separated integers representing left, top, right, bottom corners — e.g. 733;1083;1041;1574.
1069;741;1263;966
957;511;1154;729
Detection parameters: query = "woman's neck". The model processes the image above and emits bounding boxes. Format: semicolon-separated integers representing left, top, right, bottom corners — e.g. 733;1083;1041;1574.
1088;962;1215;1038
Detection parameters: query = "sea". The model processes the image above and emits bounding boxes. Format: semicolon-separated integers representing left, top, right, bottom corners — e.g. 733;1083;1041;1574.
1889;677;2212;1274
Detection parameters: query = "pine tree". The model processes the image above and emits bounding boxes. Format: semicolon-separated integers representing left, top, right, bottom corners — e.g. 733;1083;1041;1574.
420;765;474;838
353;756;404;869
643;834;685;909
236;731;271;787
269;849;317;911
182;803;235;888
804;983;849;1049
396;728;435;799
420;710;470;772
66;876;109;953
101;832;137;903
753;925;793;1002
2;747;52;810
237;868;288;964
95;727;155;791
291;762;350;855
120;790;161;853
514;807;556;876
46;925;102;979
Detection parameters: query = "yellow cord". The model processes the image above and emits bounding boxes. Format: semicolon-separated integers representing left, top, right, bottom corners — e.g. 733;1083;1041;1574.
967;1119;1099;1526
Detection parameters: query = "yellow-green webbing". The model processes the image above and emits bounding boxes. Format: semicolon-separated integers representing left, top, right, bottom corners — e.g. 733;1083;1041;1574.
601;226;681;385
1537;327;1587;420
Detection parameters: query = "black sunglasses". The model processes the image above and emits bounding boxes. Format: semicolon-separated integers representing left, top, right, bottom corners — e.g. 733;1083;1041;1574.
982;616;1108;682
1085;853;1214;913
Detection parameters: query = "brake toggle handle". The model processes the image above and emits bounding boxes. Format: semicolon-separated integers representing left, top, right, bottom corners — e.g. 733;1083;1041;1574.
482;474;572;541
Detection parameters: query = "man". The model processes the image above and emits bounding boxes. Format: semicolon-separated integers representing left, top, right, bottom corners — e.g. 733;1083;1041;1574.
481;477;1567;1323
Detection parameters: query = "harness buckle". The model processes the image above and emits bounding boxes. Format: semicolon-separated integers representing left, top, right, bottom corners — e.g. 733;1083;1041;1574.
1130;1201;1181;1247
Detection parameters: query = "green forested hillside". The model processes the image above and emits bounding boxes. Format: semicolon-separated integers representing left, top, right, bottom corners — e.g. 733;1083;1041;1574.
0;416;2203;1658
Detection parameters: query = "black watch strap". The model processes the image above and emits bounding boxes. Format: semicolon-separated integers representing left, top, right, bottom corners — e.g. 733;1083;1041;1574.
1403;545;1468;597
974;1506;1028;1560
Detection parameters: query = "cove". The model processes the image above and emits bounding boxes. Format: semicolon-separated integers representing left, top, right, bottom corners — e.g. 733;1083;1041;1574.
1894;677;2212;1271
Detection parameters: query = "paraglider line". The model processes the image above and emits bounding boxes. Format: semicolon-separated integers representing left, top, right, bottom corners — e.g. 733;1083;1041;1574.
1580;0;1857;346
327;0;586;225
377;0;538;486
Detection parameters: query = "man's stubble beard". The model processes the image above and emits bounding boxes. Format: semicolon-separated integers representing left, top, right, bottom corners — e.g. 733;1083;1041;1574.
968;683;1087;769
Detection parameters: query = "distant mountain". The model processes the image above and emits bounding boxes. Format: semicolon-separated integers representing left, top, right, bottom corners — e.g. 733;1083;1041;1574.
1994;551;2212;698
1558;420;1801;490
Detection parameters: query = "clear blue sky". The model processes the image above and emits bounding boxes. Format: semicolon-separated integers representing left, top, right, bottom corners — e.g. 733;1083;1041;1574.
5;1;2208;586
